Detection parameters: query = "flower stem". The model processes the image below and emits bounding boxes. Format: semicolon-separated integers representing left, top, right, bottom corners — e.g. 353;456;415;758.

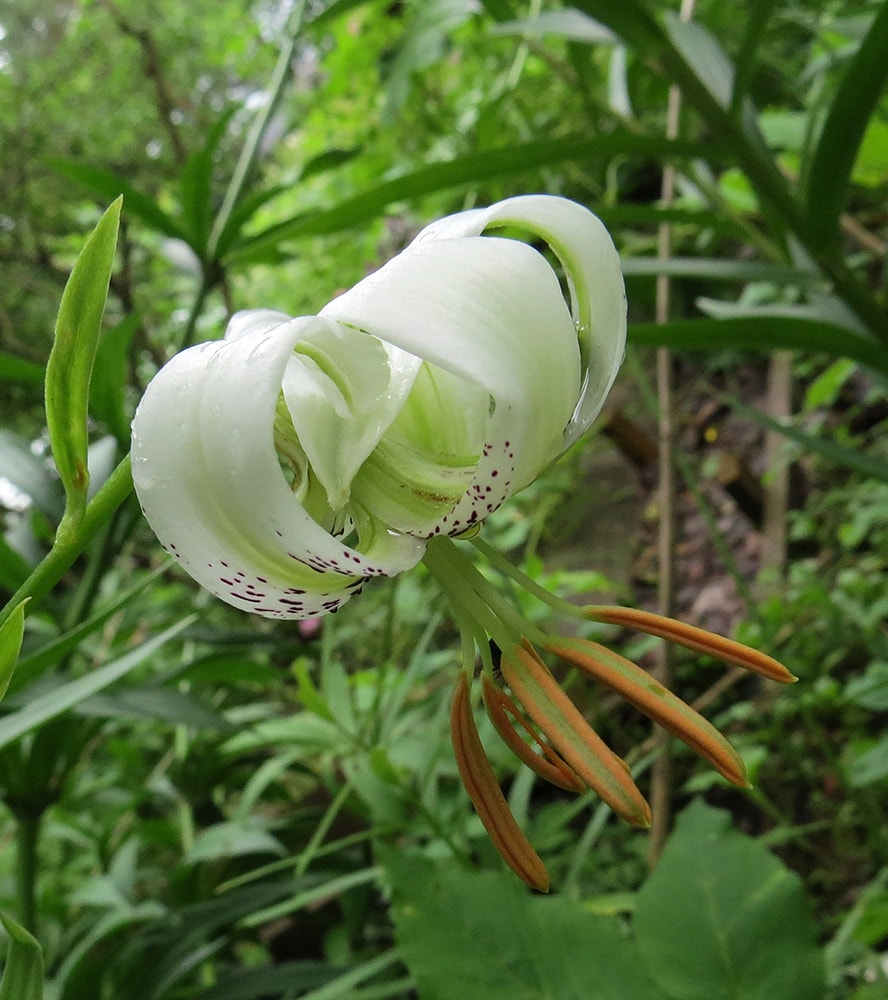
0;455;134;631
207;0;308;260
15;809;42;933
471;535;586;620
422;538;514;653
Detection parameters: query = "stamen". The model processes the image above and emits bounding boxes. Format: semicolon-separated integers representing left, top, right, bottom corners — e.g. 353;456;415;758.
500;645;652;828
482;675;587;793
546;636;750;787
585;606;797;683
449;672;550;892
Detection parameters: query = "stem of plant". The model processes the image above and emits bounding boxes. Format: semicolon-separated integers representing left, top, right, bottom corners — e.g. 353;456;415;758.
15;810;42;934
0;455;134;631
207;0;308;260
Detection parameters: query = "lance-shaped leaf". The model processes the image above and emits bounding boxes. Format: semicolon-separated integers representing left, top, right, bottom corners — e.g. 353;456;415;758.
45;197;122;529
0;913;44;1000
805;1;888;247
0;600;27;703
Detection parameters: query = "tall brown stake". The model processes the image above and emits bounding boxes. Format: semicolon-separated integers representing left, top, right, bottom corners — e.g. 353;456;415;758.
649;0;697;868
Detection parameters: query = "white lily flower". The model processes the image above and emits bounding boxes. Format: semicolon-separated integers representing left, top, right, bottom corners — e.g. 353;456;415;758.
131;194;796;891
131;195;627;619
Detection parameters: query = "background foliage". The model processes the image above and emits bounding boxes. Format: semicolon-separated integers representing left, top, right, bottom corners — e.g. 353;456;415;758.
1;0;888;997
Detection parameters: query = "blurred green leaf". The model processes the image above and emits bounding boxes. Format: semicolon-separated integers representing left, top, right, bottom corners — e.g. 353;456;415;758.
179;113;235;260
805;1;888;245
193;962;343;1000
45;198;122;528
228;134;713;263
90;314;139;445
186;821;285;864
662;12;734;109
299;146;363;182
10;566;164;692
284;951;408;1000
845;734;888;787
845;662;888;711
635;801;824;1000
622;257;822;284
0;913;43;1000
0;431;65;520
0;540;32;595
629;316;888;376
0;600;26;702
730;0;774;113
240;868;381;928
853;118;888;187
383;850;667;1000
804;357;858;409
490;10;615;43
0;615;194;750
49;160;187;242
570;0;663;53
76;685;231;730
51;902;167;997
0;354;44;386
730;398;888;483
305;0;387;32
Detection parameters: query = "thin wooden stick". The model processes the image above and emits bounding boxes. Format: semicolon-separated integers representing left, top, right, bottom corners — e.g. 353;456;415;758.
649;0;698;868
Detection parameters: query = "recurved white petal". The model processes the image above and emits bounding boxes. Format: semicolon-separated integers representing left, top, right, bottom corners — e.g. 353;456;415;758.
412;195;627;451
321;236;582;534
131;313;426;619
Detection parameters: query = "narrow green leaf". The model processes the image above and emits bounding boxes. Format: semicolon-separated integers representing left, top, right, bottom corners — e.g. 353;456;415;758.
45;198;122;527
90;314;139;445
214;184;291;259
305;0;387;32
0;615;194;750
77;685;231;730
0;353;44;386
0;601;26;703
191;962;343;1000
629;317;888;376
179;112;235;260
240;868;381;928
805;2;888;245
622;256;822;284
227;134;714;263
569;0;663;53
0;431;65;520
49;160;188;242
730;398;888;483
490;10;616;43
730;0;773;115
0;540;32;595
292;951;406;1000
662;13;734;109
186;821;285;864
0;913;44;1000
